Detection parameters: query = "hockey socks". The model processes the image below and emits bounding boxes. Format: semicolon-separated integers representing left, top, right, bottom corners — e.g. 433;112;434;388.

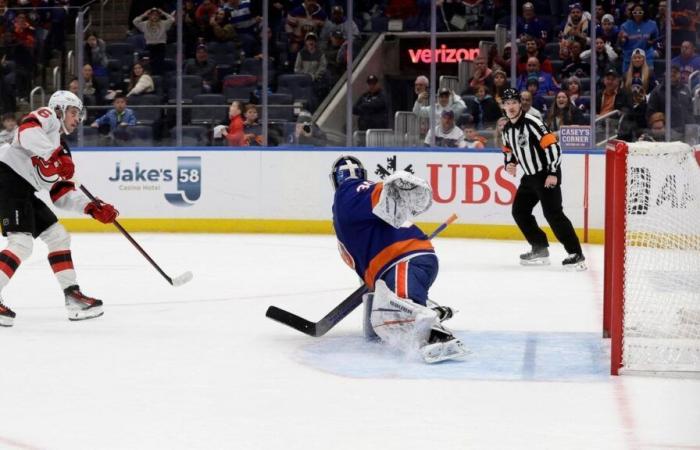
48;250;78;290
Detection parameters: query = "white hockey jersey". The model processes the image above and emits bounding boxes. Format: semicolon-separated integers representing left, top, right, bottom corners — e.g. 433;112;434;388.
0;107;89;213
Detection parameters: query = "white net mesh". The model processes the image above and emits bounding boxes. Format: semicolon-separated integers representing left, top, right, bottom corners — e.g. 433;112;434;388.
623;142;700;373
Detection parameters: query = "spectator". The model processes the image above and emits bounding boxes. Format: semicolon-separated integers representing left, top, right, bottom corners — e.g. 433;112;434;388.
195;0;218;29
492;69;508;104
526;78;548;113
472;85;501;128
618;84;648;140
564;76;589;112
290;109;327;146
580;37;619;81
81;64;106;106
623;48;657;96
424;109;466;148
618;3;658;72
597;13;619;48
228;0;261;57
672;41;700;87
242;104;262;146
517;35;553;76
463;126;487;149
252;27;280;67
491;42;512;73
517;57;559;95
596;67;631;115
132;7;175;75
559;39;591;80
209;8;236;43
465;55;494;95
414;87;466;121
516;2;549;45
220;100;246;146
324;29;347;82
520;90;543;119
647;64;694;134
413;75;430;106
546;91;586;132
185;44;217;93
638;112;682;141
182;0;200;58
67;77;79;96
560;3;591;45
294;32;327;83
90;93;137;132
319;5;359;48
84;31;108;77
286;0;326;54
126;62;155;97
10;13;35;99
0;112;16;144
353;74;389;131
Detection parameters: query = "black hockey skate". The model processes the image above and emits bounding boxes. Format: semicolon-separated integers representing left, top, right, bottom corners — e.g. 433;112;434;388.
421;325;469;363
562;253;587;271
520;246;550;266
64;285;104;321
0;298;16;327
432;305;455;322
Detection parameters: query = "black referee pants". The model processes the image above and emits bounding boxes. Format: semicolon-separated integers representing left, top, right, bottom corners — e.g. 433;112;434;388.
512;170;582;255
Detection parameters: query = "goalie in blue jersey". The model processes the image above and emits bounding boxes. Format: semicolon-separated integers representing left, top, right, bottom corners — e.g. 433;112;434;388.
330;155;467;363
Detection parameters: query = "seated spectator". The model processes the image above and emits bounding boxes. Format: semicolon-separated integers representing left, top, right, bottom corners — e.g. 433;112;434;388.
424;109;466;148
516;35;553;76
290;109;327;146
465;55;494;95
441;0;493;32
90;93;137;133
672;41;700;87
0;112;16;145
564;76;589;112
491;42;512;73
185;45;217;93
10;13;35;99
414;87;466;121
472;85;501;128
84;31;108;77
526;78;548;113
126;62;155;97
286;0;326;54
647;65;693;134
559;39;591;80
228;0;262;56
491;69;508;104
618;85;648;141
252;27;281;69
67;77;79;96
195;0;218;29
319;5;359;49
560;3;591;45
597;14;619;48
294;32;327;83
218;100;246;146
638;112;682;141
516;2;549;45
132;7;175;75
520;90;543;120
82;64;106;106
581;37;619;81
546;91;586;132
596;67;630;115
623;48;657;96
618;3;658;72
517;57;559;96
242;104;262;146
463;126;487;149
353;74;389;131
324;29;347;82
209;8;236;43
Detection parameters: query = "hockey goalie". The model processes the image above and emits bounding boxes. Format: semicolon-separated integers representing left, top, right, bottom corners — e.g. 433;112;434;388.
330;155;468;363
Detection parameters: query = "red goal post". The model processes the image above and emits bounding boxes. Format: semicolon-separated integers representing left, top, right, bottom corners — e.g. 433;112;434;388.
604;140;700;376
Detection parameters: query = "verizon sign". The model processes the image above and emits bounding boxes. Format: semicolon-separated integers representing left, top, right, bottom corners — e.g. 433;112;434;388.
408;46;480;64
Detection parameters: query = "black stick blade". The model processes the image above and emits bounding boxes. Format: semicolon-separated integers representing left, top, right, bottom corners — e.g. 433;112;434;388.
266;306;318;336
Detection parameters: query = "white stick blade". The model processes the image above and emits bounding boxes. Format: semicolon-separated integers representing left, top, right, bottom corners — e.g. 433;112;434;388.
171;271;193;287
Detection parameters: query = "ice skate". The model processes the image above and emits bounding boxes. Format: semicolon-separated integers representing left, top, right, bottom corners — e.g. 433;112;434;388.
420;325;469;363
519;246;550;266
431;305;456;322
0;298;16;327
562;253;587;271
65;285;104;321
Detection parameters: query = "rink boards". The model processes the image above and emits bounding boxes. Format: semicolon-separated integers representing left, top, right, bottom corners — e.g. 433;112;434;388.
55;147;606;242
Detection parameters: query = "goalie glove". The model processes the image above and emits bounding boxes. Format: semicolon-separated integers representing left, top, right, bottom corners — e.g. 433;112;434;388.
372;171;433;228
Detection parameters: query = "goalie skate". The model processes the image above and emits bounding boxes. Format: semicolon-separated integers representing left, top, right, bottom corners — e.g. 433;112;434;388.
520;247;550;266
0;298;16;327
420;326;469;363
65;286;104;321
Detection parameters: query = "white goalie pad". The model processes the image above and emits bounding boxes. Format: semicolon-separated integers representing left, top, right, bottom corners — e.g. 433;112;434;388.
372;171;433;229
370;280;439;351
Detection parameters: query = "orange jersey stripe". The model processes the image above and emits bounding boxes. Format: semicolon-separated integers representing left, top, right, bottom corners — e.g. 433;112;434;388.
539;132;557;149
370;183;384;209
396;261;408;299
364;239;434;288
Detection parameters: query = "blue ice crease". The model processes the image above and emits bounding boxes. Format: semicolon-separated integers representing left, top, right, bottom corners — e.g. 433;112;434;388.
297;331;611;382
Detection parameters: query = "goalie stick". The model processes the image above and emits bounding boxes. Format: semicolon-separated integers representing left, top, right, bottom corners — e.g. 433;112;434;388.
265;214;458;336
79;184;193;287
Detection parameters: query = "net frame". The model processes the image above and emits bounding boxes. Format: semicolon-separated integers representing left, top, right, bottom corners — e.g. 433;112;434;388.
604;140;700;376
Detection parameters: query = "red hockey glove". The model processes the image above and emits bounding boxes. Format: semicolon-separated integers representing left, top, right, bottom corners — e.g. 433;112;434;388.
84;200;119;224
47;146;75;180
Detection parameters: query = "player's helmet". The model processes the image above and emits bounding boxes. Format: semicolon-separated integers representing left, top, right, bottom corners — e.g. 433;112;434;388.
501;87;521;102
48;90;86;134
330;155;367;190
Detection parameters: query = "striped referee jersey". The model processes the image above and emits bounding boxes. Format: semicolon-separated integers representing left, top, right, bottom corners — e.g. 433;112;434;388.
501;113;561;176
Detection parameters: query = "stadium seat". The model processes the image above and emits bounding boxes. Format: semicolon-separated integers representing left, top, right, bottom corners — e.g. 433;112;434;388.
222;74;257;102
123;125;154;146
126;34;146;51
267;93;294;105
190;94;228;125
173;126;209;146
267;105;295;121
167;75;203;103
277;73;313;105
239;58;276;81
207;41;239;66
106;42;136;70
134;106;163;126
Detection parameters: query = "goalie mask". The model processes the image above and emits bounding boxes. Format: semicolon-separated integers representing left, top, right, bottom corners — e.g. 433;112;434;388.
48;90;86;134
330;155;367;190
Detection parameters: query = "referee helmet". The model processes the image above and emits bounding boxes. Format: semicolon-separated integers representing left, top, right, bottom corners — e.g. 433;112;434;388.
501;88;521;102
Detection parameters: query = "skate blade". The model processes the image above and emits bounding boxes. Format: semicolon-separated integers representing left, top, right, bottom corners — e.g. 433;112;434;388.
563;262;587;271
68;307;104;321
520;257;550;266
0;317;14;327
421;340;471;364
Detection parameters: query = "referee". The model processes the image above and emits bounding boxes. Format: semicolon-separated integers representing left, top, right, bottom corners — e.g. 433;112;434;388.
500;88;586;270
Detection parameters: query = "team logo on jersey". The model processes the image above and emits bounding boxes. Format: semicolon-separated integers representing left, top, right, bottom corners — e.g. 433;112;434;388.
517;132;528;149
374;155;414;179
165;156;201;207
31;156;61;184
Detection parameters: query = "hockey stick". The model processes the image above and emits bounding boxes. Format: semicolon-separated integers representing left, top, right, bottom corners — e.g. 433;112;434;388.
79;184;193;287
265;214;459;337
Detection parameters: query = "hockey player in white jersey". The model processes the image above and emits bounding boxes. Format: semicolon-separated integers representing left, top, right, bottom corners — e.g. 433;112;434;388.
0;91;119;327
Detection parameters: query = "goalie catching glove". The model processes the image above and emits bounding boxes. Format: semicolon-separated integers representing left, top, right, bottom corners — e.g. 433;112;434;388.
372;171;433;228
84;199;119;224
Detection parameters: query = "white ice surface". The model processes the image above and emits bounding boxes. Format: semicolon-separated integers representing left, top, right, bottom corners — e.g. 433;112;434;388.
1;234;699;450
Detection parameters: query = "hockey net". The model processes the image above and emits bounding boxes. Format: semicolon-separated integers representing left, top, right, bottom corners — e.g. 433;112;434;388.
604;141;700;376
